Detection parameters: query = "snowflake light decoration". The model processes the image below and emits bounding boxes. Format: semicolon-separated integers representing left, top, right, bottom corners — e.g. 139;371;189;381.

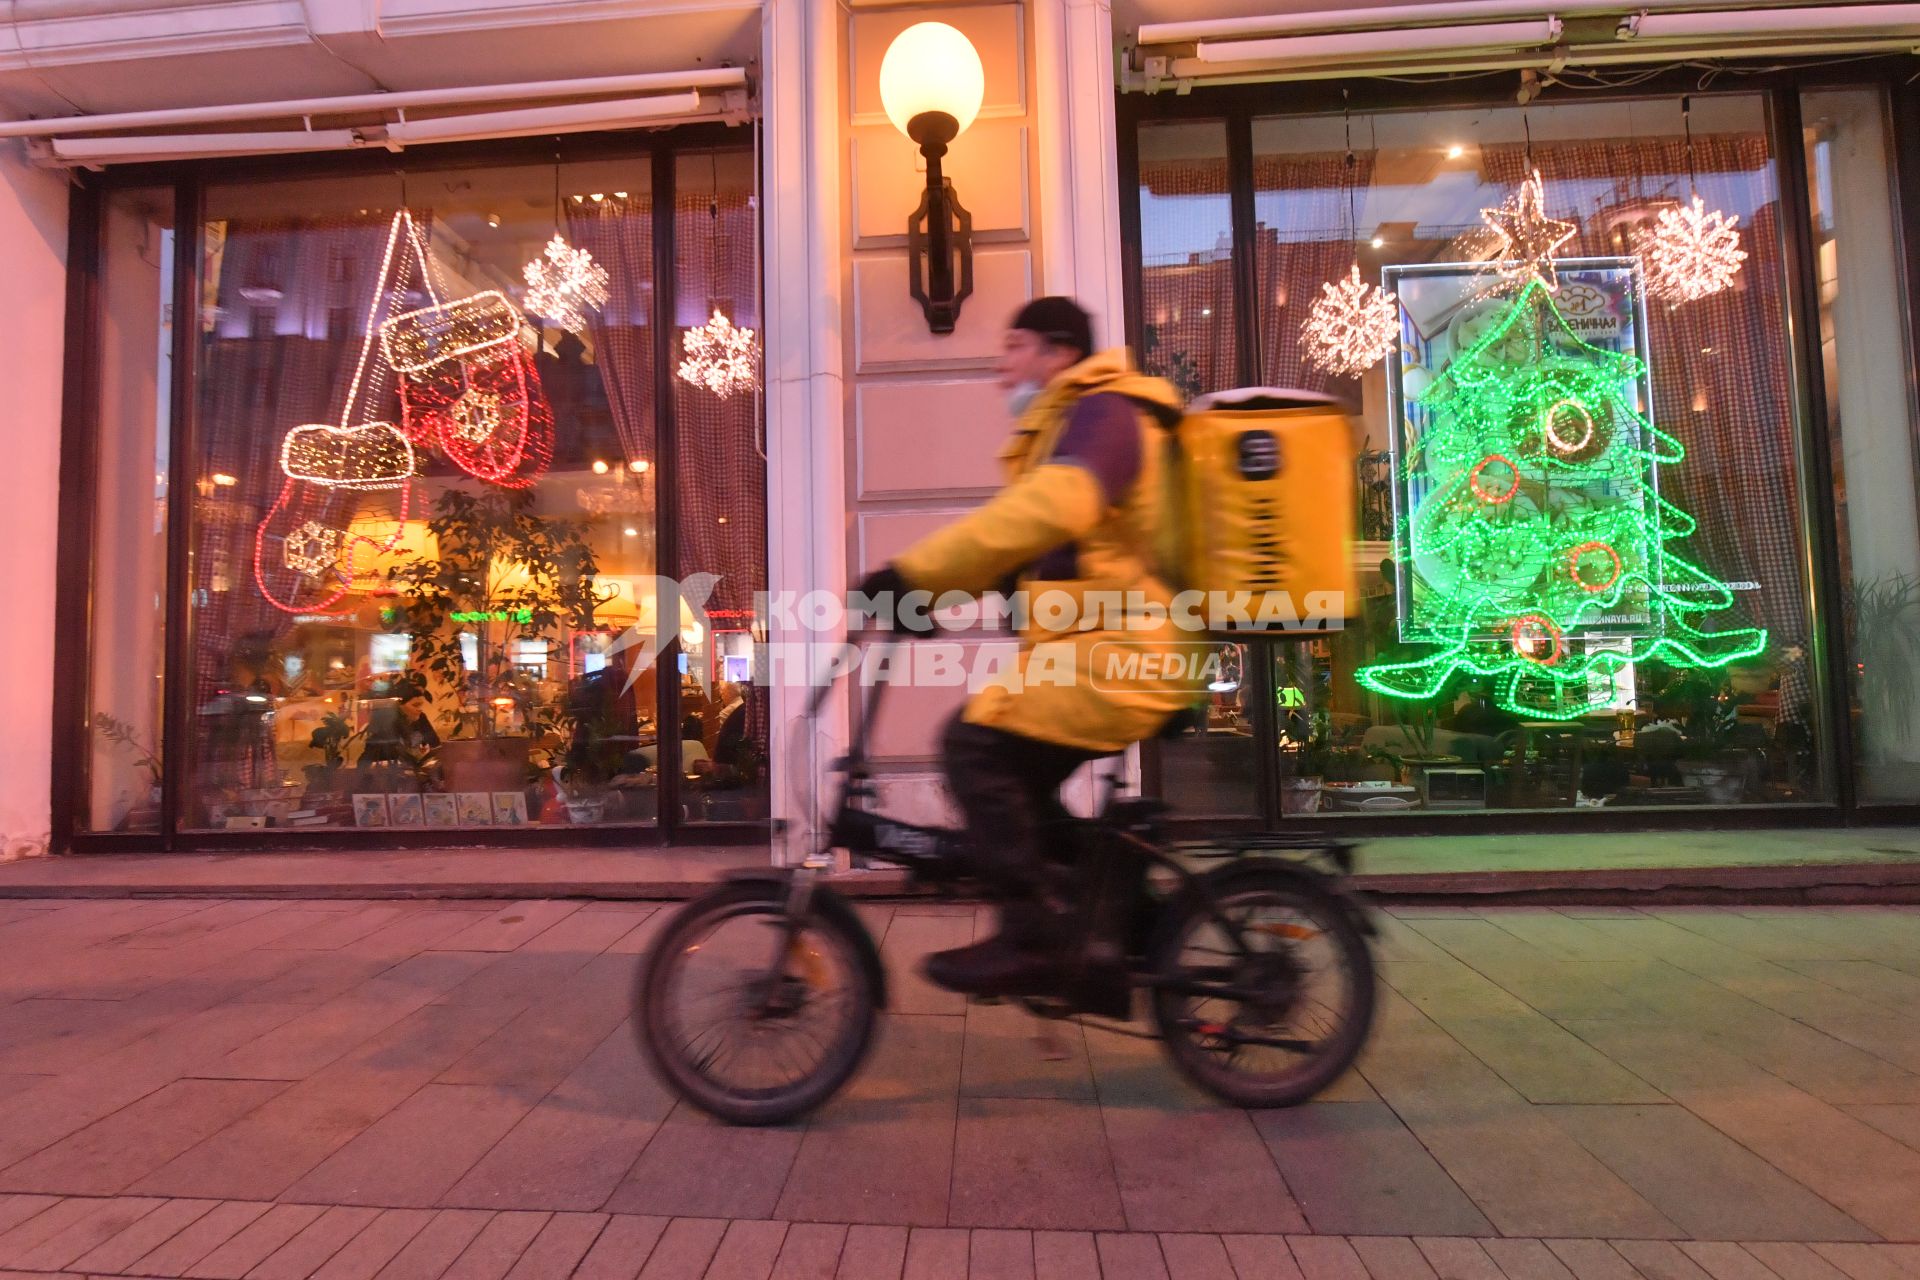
1482;169;1578;294
677;308;759;399
449;389;505;445
1302;265;1399;378
283;520;344;579
1644;194;1746;303
523;235;609;334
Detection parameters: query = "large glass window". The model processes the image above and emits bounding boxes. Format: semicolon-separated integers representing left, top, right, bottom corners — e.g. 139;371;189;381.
83;187;173;833
127;140;767;838
1135;92;1832;817
1804;88;1920;804
668;149;767;825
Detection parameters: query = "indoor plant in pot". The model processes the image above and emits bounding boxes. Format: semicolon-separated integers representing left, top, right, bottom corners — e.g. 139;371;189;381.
1280;709;1332;816
387;486;602;796
303;711;363;798
1675;686;1749;804
1847;572;1920;789
92;712;162;827
551;705;621;824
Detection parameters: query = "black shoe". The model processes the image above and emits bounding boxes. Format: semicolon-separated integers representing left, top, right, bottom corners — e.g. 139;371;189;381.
922;932;1061;997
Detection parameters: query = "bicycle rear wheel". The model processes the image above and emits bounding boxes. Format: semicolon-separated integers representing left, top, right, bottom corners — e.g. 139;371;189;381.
1149;861;1375;1108
636;880;879;1125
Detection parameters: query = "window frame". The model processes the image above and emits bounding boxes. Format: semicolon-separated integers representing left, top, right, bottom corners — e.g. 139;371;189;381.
51;124;769;852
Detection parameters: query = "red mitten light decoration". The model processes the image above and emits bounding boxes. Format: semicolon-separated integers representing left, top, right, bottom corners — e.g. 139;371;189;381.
393;342;552;488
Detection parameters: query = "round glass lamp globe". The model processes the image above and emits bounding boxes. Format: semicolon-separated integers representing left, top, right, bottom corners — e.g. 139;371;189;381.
879;21;985;141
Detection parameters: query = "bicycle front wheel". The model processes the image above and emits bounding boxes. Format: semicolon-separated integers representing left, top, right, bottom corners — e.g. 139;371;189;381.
636;880;879;1125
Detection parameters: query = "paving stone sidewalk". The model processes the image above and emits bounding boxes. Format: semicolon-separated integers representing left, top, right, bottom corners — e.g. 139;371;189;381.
1;897;1919;1280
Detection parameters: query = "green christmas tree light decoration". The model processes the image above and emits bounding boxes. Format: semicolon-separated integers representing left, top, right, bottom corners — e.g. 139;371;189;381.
1357;277;1767;719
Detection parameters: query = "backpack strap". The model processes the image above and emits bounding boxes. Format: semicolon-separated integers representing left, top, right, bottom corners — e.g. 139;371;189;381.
1120;394;1184;430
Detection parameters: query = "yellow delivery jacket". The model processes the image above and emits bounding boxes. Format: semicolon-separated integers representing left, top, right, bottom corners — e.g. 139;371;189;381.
893;349;1204;752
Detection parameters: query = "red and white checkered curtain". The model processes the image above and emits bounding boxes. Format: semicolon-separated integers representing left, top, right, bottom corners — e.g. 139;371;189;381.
566;194;657;472
193;212;403;797
670;171;763;622
1484;139;1808;717
1254;150;1380;393
1137;156;1239;398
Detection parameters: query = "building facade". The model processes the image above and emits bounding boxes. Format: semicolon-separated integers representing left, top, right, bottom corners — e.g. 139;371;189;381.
1;0;1916;859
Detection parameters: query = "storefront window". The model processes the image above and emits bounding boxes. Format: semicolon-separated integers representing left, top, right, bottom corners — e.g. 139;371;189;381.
1138;120;1238;400
84;187;173;832
1136;92;1829;816
1155;641;1260;819
668;150;767;824
1804;88;1920;804
150;144;762;836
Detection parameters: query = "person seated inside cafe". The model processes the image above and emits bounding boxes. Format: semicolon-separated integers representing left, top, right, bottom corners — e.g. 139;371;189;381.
361;678;441;764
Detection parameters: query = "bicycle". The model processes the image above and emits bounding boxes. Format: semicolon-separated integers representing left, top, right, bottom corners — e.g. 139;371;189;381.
635;637;1378;1125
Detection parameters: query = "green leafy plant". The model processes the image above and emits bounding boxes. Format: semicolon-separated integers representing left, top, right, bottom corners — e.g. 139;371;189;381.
308;711;362;770
92;713;161;786
1847;572;1920;760
386;487;604;740
1141;323;1204;402
552;703;624;798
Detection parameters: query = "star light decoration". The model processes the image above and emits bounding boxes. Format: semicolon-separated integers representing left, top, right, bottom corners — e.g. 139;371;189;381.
523;234;609;335
1301;265;1399;378
1644;194;1747;303
677;308;760;399
1482;169;1578;294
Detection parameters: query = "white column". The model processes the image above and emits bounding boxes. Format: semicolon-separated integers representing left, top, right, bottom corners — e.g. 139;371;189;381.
0;146;68;858
762;0;850;862
1033;0;1143;812
1033;0;1126;336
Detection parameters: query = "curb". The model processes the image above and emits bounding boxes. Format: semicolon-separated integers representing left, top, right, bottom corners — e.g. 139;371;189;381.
2;861;1918;905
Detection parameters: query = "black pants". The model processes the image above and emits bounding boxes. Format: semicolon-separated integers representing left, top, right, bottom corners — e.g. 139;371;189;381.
942;714;1113;943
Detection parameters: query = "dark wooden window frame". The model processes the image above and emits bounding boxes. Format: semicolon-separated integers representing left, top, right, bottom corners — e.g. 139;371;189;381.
1117;61;1920;836
51;124;770;853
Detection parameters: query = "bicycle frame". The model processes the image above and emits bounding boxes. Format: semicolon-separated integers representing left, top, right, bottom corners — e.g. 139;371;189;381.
792;635;1372;1002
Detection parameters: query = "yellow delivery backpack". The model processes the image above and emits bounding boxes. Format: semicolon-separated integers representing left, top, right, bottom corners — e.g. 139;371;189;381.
1150;387;1359;635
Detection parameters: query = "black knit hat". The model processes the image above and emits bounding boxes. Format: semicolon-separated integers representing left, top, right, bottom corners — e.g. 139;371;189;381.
1010;296;1094;362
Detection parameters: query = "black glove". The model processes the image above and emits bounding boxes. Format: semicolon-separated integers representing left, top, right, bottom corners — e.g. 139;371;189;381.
851;564;934;635
854;564;907;602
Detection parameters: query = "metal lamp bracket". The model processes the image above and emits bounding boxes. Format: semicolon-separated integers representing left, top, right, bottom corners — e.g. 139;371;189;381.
905;109;974;334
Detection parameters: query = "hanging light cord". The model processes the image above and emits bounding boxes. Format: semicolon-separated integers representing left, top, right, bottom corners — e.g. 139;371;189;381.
752;110;766;461
1343;88;1359;251
1682;95;1700;197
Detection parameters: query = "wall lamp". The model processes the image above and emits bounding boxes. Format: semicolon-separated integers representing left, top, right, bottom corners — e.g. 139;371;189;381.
879;21;984;333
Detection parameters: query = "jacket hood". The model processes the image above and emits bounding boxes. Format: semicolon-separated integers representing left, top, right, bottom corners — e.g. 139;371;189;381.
1046;348;1183;415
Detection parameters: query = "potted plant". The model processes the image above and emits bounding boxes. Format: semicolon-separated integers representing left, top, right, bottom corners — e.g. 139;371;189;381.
1281;708;1332;816
387;486;603;795
303;711;363;795
550;706;621;824
1847;572;1920;775
1660;674;1750;804
93;712;162;822
1368;702;1458;784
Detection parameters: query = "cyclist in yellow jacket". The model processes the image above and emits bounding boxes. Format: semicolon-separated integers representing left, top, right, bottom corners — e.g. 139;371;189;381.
856;297;1201;996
